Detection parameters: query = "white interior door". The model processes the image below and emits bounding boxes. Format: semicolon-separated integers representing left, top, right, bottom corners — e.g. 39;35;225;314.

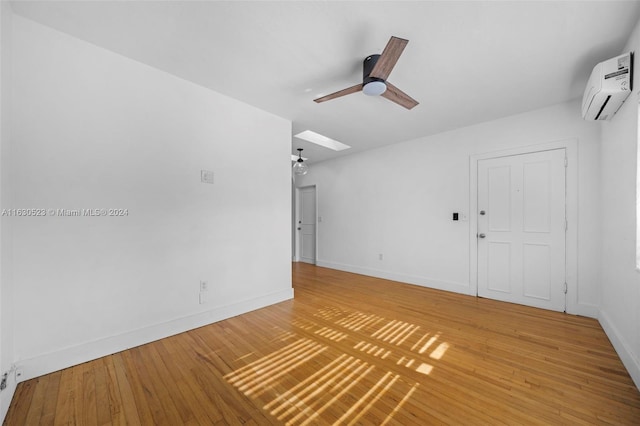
298;186;316;264
477;149;566;312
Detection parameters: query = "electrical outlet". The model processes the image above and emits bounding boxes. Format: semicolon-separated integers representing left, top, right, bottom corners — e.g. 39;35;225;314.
200;281;208;292
378;253;383;261
199;292;208;304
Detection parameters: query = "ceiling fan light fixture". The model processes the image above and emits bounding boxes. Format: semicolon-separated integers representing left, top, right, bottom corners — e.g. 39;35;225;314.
363;80;387;96
313;37;418;109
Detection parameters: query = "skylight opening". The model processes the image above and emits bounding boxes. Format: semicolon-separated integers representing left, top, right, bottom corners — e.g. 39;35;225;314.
294;130;351;151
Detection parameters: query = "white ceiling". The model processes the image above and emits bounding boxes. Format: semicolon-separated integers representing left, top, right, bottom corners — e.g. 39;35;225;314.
10;1;640;163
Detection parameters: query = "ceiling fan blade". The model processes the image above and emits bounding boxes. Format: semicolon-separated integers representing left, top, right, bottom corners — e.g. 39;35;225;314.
381;81;419;110
314;84;363;103
370;36;409;81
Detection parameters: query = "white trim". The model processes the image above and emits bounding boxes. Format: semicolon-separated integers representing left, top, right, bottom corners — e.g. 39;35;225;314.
15;289;294;382
469;138;586;316
316;260;470;295
599;310;640;390
636;98;640;271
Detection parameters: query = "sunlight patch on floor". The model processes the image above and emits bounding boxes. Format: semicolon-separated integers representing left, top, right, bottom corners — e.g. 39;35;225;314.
430;342;449;360
334;371;399;425
371;319;420;346
416;363;433;375
418;333;441;354
314;326;348;342
335;311;385;331
225;338;327;397
291;319;317;331
354;341;392;359
381;383;419;425
267;355;370;418
225;306;451;424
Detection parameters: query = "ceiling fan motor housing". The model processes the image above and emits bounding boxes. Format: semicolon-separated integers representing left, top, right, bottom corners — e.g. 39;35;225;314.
362;54;387;95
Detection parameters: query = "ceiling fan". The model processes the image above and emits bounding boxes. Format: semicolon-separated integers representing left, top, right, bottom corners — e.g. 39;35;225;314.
314;36;419;110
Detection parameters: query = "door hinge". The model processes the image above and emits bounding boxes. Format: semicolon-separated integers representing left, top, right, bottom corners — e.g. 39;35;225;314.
563;282;568;294
564;157;568;167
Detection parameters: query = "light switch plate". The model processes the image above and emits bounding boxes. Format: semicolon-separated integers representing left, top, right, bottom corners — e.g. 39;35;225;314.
201;170;214;184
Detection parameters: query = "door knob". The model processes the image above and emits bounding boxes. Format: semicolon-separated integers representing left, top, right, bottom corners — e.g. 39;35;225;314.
297;227;301;231
478;233;486;239
480;210;486;215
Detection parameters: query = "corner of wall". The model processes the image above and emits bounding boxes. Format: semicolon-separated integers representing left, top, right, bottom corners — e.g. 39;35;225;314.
597;14;640;392
0;366;17;422
0;0;16;422
599;309;640;389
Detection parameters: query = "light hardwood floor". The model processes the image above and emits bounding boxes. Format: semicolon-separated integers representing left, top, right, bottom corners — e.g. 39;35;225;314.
5;263;640;425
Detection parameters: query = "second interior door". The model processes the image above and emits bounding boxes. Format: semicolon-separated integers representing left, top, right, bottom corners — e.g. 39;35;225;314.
299;186;316;264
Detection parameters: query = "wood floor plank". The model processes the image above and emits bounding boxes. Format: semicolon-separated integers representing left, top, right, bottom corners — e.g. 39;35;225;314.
39;370;62;426
102;356;126;426
23;375;49;425
118;350;156;425
80;360;98;426
155;339;222;425
5;263;640;425
128;345;182;425
93;359;112;426
110;354;142;426
53;367;75;426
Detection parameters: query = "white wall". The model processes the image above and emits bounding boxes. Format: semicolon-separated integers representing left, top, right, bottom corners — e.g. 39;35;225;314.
9;16;292;382
599;19;640;389
0;1;16;421
296;99;601;316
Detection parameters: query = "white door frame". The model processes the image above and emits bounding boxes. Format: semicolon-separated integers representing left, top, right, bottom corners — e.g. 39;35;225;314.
295;185;318;263
470;138;585;315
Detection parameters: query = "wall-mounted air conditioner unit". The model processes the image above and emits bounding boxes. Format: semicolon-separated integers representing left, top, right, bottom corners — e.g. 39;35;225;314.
582;52;633;121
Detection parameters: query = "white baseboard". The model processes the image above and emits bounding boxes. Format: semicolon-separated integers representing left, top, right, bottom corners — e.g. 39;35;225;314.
599;309;640;390
16;288;294;383
317;261;600;318
316;260;470;295
572;302;599;319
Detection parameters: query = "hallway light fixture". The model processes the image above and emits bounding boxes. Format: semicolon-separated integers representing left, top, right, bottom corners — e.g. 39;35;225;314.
292;148;308;176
